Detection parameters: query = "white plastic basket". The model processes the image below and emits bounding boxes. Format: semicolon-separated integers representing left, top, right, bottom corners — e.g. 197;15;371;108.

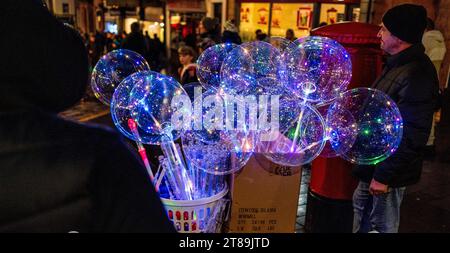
161;185;229;233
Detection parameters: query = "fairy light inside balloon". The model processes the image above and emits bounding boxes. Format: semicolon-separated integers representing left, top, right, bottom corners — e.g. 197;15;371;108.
197;43;237;91
91;49;150;105
327;88;403;165
284;36;352;103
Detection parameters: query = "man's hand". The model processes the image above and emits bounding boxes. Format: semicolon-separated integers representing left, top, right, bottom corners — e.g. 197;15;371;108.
369;179;389;195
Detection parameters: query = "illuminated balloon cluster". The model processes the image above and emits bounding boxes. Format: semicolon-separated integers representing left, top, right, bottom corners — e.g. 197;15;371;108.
85;38;404;234
92;36;404;185
199;36;402;167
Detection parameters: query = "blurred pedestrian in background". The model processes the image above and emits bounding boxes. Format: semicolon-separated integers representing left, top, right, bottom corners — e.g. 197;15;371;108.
422;17;447;158
285;29;297;42
122;22;147;57
178;46;198;85
255;29;268;41
423;18;447;78
197;16;220;54
222;20;242;45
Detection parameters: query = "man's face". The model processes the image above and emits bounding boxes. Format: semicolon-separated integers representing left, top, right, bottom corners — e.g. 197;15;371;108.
378;23;401;55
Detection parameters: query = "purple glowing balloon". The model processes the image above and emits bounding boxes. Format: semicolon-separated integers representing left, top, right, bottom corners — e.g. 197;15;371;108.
91;49;150;105
197;43;237;91
327;88;403;165
220;41;287;96
284;36;352;104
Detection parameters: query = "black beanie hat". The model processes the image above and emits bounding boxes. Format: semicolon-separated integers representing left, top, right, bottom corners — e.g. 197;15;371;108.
382;4;427;44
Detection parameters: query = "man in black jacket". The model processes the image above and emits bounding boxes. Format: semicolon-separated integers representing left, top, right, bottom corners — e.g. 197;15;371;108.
352;4;439;233
0;0;175;232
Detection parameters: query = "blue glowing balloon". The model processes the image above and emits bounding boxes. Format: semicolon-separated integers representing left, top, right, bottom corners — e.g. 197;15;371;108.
256;99;326;167
181;88;255;175
220;41;287;96
91;49;150;105
197;43;237;91
327;88;403;165
284;36;351;104
112;71;189;144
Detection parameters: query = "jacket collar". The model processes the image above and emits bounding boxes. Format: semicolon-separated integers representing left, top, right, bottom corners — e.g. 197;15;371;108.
386;43;425;68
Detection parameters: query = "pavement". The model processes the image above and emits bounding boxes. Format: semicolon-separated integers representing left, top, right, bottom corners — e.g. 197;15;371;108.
398;116;450;233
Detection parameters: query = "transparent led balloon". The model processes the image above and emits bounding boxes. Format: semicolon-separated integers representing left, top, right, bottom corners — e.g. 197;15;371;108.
256;98;326;167
120;71;188;145
111;71;149;141
91;49;150;105
268;36;292;53
220;41;287;97
182;82;203;101
316;104;337;158
197;43;237;91
182;89;255;175
284;36;352;104
314;103;357;158
327;88;403;165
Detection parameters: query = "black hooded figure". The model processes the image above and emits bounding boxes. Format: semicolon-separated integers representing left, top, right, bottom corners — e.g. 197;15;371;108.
0;0;175;233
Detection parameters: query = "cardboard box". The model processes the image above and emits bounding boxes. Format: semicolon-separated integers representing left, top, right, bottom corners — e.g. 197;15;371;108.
227;153;302;233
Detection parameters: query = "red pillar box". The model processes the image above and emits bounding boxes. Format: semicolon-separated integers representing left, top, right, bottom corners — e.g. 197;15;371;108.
305;22;383;233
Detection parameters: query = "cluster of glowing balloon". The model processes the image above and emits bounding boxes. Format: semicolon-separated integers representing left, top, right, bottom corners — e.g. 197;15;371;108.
91;49;150;105
284;36;352;104
256;100;326;167
326;88;403;165
196;43;237;91
181;88;255;175
220;41;287;96
111;71;189;144
105;36;404;180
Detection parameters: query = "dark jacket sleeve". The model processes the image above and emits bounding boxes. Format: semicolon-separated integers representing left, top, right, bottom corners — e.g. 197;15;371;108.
373;67;438;185
90;132;176;233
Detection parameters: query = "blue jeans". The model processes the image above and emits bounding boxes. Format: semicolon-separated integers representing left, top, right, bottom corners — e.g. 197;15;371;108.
352;181;406;233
